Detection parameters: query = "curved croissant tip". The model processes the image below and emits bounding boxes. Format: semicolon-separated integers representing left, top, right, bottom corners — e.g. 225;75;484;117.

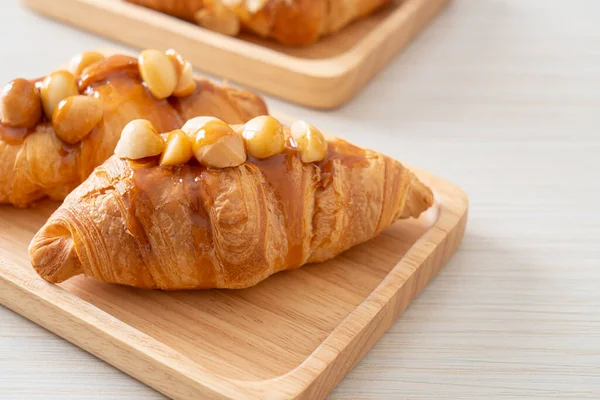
28;223;82;283
401;178;435;219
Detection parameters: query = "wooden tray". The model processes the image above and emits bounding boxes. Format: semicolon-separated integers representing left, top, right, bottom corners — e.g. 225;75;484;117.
0;159;467;399
21;0;452;109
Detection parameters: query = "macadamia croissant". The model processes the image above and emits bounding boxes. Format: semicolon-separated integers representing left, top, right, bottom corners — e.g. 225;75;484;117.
0;51;266;207
29;117;433;290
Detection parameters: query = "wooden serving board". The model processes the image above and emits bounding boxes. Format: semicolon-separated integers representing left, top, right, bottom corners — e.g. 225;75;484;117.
21;0;452;109
0;159;467;399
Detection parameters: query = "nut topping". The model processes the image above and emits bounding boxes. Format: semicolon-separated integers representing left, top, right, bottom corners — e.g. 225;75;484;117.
165;49;186;78
138;49;178;100
40;71;79;119
192;119;246;168
52;95;103;144
115;119;165;159
242;115;285;159
0;78;42;129
291;120;328;163
160;129;194;166
194;3;240;36
181;116;219;138
173;61;197;97
68;51;105;76
165;49;197;98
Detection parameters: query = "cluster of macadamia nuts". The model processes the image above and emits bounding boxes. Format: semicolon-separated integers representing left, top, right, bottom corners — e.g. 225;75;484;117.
0;51;107;145
0;49;198;146
138;49;197;99
114;115;329;168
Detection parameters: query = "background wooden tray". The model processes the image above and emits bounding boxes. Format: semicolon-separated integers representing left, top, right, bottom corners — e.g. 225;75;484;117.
21;0;451;109
0;158;467;399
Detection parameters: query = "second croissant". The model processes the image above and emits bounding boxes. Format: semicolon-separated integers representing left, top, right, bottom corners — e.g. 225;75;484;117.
0;49;266;207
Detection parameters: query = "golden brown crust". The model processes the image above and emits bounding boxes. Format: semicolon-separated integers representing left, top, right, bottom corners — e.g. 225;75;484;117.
125;0;205;21
29;138;433;290
0;54;267;207
125;0;392;45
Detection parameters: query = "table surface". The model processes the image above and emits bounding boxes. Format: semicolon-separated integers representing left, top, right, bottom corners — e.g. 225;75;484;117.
1;1;599;399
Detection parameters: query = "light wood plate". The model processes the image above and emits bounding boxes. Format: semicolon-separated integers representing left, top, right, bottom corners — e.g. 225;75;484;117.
21;0;452;109
0;162;467;399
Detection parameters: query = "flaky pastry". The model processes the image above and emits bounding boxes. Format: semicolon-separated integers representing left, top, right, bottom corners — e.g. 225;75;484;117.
0;50;266;207
30;116;433;290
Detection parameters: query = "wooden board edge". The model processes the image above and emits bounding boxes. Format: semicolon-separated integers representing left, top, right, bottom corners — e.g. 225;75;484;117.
0;279;212;399
0;262;255;399
242;173;469;399
326;0;453;108
0;169;467;400
20;0;452;109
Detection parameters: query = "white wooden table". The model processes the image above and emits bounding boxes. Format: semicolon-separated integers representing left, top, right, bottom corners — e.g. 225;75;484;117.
1;1;599;398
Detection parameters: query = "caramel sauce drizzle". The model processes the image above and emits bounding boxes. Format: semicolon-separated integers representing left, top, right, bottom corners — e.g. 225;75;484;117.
124;136;368;271
78;55;139;90
0;55;142;146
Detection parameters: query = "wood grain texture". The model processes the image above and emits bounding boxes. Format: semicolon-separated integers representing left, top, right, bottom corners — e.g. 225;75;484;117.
0;156;466;399
0;49;466;399
0;47;466;398
2;1;600;399
19;0;451;109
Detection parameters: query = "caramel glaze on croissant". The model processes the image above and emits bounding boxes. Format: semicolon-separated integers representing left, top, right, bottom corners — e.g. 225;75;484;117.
30;138;433;290
0;55;266;207
125;0;392;45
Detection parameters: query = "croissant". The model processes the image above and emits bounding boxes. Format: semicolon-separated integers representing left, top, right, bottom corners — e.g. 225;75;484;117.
0;50;266;207
29;116;433;290
125;0;392;45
